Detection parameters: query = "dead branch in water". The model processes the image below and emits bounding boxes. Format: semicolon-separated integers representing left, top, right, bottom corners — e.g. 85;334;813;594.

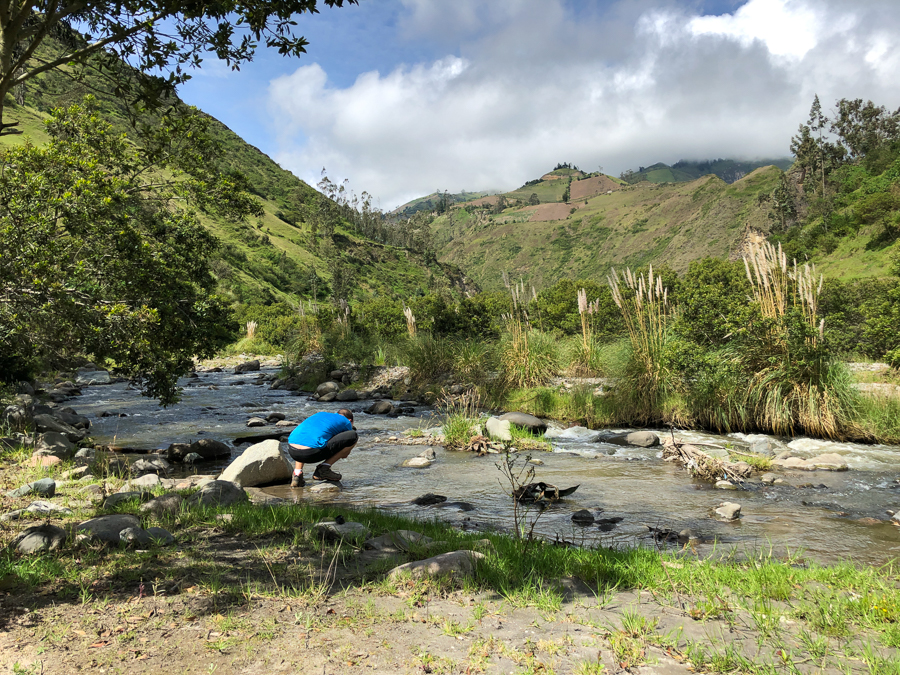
662;438;752;483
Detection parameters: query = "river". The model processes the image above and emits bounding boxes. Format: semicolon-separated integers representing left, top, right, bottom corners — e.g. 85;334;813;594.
71;367;900;565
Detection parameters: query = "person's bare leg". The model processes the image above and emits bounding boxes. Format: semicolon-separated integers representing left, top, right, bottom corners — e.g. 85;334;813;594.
294;460;304;473
323;443;355;467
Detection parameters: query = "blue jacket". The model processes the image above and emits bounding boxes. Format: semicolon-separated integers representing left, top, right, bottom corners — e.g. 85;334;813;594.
288;412;353;448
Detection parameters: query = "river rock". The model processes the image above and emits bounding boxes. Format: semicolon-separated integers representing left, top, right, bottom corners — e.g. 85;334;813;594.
318;392;338;403
27;454;63;468
78;514;141;544
544;426;601;442
307;481;342;493
74;447;96;465
145;527;175;546
760;473;778;484
32;414;83;442
76;370;111;385
772;454;849;471
402;456;433;468
571;510;595;525
190;439;231;460
125;473;161;490
364;530;432;552
56;410;91;429
104;491;151;508
715;480;737;490
336;389;359;402
2;501;73;521
120;527;153;547
33;432;76;460
234;359;260;374
366;400;394;415
498;412;547;434
61;466;90;480
132;457;171;475
14;524;67;554
411;493;447;506
388;550;486;580
218;439;291;487
485;417;512;442
315;520;370;541
140;493;184;516
246;417;268;427
714;502;742;521
190;480;248;507
2;404;30;431
316;381;340;396
266;412;286;422
418;447;437;461
604;431;660;447
5;478;56;499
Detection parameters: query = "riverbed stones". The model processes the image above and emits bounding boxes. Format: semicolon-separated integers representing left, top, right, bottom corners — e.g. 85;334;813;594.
411;493;447;506
485;417;512;442
132;457;170;475
234;359;260;374
218;439;291;487
120;527;153;548
605;431;661;447
5;478;56;499
714;502;742;521
760;473;778;484
307;481;342;493
315;520;370;541
715;480;738;490
33;414;83;442
772;453;849;471
78;514;141;544
125;473;161;490
103;491;151;508
402;456;433;468
14;524;67;554
246;417;268;427
190;480;248;507
34;432;75;459
419;447;437;461
335;389;359;402
388;550;486;580
2;501;73;521
498;412;547;434
140;493;184;516
266;412;286;422
170;438;231;462
318;392;337;402
145;527;175;546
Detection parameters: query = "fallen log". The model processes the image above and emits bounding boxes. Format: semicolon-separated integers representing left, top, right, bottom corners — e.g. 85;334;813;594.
662;438;752;482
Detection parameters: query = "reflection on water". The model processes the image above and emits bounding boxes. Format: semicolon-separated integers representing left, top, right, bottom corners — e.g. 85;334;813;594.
73;368;900;565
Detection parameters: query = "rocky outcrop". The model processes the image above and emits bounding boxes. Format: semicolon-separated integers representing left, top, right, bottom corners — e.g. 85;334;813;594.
218;439;292;487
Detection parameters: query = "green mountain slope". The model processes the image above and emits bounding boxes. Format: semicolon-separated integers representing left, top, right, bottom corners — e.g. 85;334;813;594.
432;168;783;290
3;42;475;307
622;158;794;185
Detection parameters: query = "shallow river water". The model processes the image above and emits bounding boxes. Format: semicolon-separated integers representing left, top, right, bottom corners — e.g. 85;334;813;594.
72;368;900;565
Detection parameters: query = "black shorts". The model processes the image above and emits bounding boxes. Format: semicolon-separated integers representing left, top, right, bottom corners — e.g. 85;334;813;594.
288;430;358;464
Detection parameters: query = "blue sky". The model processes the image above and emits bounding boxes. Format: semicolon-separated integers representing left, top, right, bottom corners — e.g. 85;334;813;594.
177;0;900;208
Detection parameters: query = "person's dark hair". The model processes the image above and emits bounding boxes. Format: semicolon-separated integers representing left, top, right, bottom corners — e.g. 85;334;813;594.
337;408;353;422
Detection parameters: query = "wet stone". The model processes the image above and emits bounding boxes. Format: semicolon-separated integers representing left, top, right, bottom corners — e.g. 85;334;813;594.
571;509;595;525
714;502;742;521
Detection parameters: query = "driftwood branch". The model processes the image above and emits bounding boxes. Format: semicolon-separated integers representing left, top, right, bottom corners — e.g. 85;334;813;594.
662;438;752;483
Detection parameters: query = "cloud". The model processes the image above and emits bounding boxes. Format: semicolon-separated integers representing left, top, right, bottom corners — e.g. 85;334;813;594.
268;0;900;208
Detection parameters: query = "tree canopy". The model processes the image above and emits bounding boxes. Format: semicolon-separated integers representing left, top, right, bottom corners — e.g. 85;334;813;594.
0;0;357;134
0;100;262;403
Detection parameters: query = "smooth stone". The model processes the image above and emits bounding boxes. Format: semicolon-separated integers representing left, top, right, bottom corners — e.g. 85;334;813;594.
402;456;433;468
275;420;298;428
760;473;777;484
318;392;338;402
78;514;141;544
388;550;486;579
145;527;175;545
715;480;738;490
485;417;512;442
528;458;544;465
497;412;547;433
218;439;291;487
306;481;342;493
32;414;81;441
2;501;73;521
316;381;340;396
571;509;595;525
183;452;203;464
246;417;268;427
335;389;359;402
714;502;742;521
411;493;447;506
315;520;370;541
27;453;63;468
773;478;789;485
189;480;248;507
365;400;393;415
120;527;153;547
132;458;171;475
266;412;286;422
34;432;75;459
234;359;261;374
140;493;184;516
625;431;660;447
14;524;67;554
6;478;56;499
104;491;151;508
125;473;161;490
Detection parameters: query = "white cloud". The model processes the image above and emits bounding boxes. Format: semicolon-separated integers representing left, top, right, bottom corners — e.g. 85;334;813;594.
268;0;900;208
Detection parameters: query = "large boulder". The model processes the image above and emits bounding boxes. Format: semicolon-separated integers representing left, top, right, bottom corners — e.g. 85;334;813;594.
604;431;660;448
497;412;547;434
714;502;742;521
33;432;75;459
55;411;91;429
335;389;359;402
402;456;433;468
189;480;248;507
365;400;394;415
218;439;292;487
14;524;67;554
78;514;141;544
388;550;485;579
32;414;83;442
318;392;338;403
140;494;184;516
234;359;261;374
5;478;56;499
132;457;171;475
316;381;340;396
168;438;231;462
3;405;31;431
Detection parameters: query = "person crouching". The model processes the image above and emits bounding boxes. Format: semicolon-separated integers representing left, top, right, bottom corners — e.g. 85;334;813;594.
287;408;357;487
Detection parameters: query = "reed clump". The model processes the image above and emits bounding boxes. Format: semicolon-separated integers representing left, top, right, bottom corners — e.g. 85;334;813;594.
499;277;558;388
